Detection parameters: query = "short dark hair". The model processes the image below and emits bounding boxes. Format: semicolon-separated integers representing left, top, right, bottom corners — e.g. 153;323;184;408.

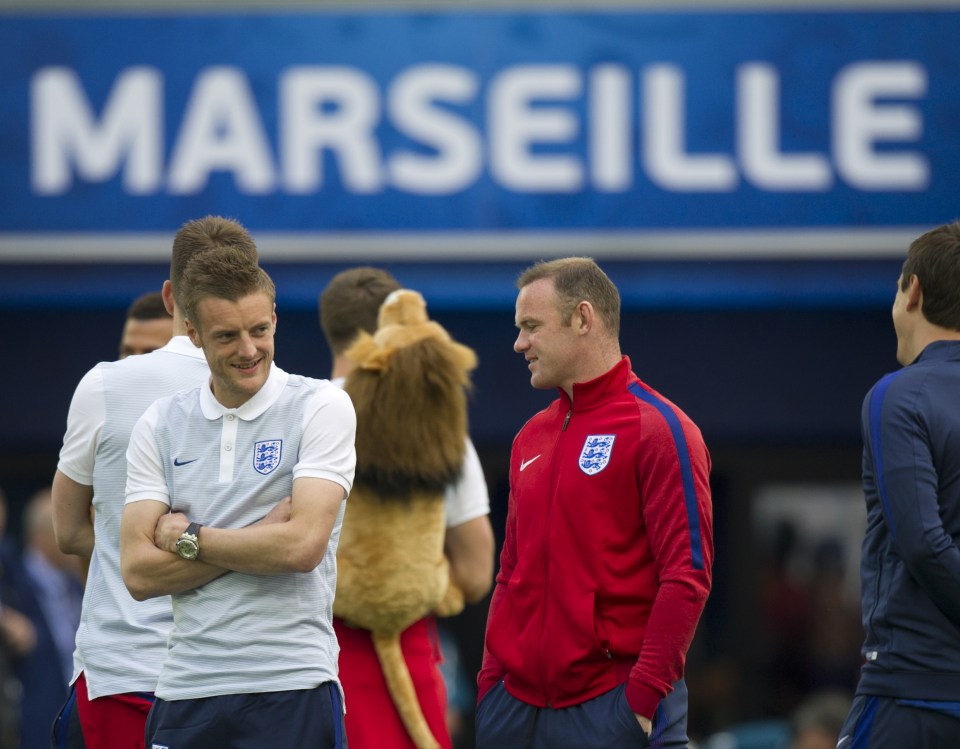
170;216;259;311
180;247;275;331
125;291;171;322
319;267;402;355
901;221;960;331
516;257;621;338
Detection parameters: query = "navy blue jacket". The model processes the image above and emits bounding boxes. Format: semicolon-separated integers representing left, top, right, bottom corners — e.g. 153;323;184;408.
857;340;960;699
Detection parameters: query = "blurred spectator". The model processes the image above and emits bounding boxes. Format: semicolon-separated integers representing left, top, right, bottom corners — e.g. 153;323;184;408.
787;689;851;749
756;520;810;716
802;540;862;693
700;688;851;749
12;488;83;749
118;290;173;359
0;488;32;749
436;620;475;749
22;489;83;680
755;521;861;721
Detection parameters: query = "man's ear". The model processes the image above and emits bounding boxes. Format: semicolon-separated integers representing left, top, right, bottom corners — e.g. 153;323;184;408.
184;318;201;348
161;280;175;316
906;274;923;311
574;301;594;335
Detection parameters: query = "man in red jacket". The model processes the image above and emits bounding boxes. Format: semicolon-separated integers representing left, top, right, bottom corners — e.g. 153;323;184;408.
477;257;713;749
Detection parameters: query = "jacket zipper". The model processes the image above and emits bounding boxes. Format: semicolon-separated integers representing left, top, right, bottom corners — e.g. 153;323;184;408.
596;613;613;660
865;549;883;661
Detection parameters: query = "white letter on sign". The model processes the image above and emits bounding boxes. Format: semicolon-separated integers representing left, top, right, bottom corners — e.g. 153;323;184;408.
738;63;832;191
31;66;162;195
281;67;383;194
168;67;275;194
833;62;928;191
489;65;583;192
643;64;737;192
388;64;482;195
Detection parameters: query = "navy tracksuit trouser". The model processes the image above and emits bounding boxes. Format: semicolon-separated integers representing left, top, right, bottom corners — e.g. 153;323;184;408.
838;694;960;749
476;679;689;749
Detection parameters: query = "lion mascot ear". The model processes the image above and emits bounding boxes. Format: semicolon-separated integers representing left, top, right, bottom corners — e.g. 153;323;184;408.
334;289;477;749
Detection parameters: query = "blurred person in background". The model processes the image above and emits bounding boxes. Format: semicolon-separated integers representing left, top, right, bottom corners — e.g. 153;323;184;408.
51;216;259;749
13;488;83;749
477;258;713;749
319;267;494;749
119;290;174;359
699;688;851;749
787;689;850;749
0;488;35;749
838;222;960;747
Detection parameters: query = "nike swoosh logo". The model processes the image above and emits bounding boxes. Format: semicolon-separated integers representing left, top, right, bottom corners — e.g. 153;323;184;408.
520;455;541;471
836;737;851;748
173;458;199;467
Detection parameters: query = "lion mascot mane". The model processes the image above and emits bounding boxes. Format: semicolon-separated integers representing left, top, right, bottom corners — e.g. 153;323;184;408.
334;289;477;749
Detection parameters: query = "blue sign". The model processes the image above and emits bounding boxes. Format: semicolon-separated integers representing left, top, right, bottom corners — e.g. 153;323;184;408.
0;9;957;258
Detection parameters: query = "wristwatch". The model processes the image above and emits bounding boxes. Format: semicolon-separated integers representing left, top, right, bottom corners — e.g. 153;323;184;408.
176;522;202;560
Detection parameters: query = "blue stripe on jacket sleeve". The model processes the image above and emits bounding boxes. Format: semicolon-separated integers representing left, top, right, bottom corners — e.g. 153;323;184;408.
628;382;705;570
868;370;906;542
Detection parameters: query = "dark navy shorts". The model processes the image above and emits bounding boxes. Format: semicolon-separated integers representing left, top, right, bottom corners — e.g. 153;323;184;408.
476;679;689;749
144;682;346;749
51;682;86;749
838;694;960;749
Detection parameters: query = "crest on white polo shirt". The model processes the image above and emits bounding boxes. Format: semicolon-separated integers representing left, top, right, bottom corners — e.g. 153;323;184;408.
254;439;283;475
579;434;615;475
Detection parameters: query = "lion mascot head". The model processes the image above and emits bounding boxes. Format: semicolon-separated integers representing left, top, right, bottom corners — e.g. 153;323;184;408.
344;288;477;499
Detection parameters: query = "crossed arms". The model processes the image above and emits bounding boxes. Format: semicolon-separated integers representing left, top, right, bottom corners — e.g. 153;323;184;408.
120;477;345;601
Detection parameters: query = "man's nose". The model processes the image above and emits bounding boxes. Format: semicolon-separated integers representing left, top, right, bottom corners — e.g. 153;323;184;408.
237;334;257;358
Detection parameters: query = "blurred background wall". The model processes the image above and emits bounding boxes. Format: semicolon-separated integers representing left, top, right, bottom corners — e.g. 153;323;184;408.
3;0;958;743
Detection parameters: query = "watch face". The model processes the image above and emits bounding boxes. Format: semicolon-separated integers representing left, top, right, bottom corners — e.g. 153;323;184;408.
177;536;199;560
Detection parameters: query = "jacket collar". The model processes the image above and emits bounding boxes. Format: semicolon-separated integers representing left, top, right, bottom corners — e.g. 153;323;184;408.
558;356;633;412
914;339;960;364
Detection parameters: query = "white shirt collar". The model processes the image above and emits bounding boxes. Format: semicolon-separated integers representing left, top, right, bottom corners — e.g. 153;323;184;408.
199;362;289;421
160;335;207;359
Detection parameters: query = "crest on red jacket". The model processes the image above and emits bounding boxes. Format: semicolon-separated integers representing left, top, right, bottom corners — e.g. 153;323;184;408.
579;434;615;475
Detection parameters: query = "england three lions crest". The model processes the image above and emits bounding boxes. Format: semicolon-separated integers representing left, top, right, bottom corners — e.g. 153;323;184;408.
254;440;283;475
579;434;615;475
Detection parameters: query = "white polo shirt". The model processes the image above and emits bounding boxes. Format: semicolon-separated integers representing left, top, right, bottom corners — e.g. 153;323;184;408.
126;364;356;701
57;336;208;699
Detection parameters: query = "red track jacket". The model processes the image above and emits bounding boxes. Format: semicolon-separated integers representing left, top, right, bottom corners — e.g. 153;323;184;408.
479;357;713;719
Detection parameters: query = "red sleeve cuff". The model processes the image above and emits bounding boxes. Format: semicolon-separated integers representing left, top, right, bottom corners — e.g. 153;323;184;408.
476;665;504;705
624;679;663;720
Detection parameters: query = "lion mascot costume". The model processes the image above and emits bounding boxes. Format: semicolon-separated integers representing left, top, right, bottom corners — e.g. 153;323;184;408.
334;289;477;749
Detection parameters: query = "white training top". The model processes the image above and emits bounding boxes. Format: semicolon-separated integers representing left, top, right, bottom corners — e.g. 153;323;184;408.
126;364;356;701
444;438;490;527
329;377;489;526
57;336;209;700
